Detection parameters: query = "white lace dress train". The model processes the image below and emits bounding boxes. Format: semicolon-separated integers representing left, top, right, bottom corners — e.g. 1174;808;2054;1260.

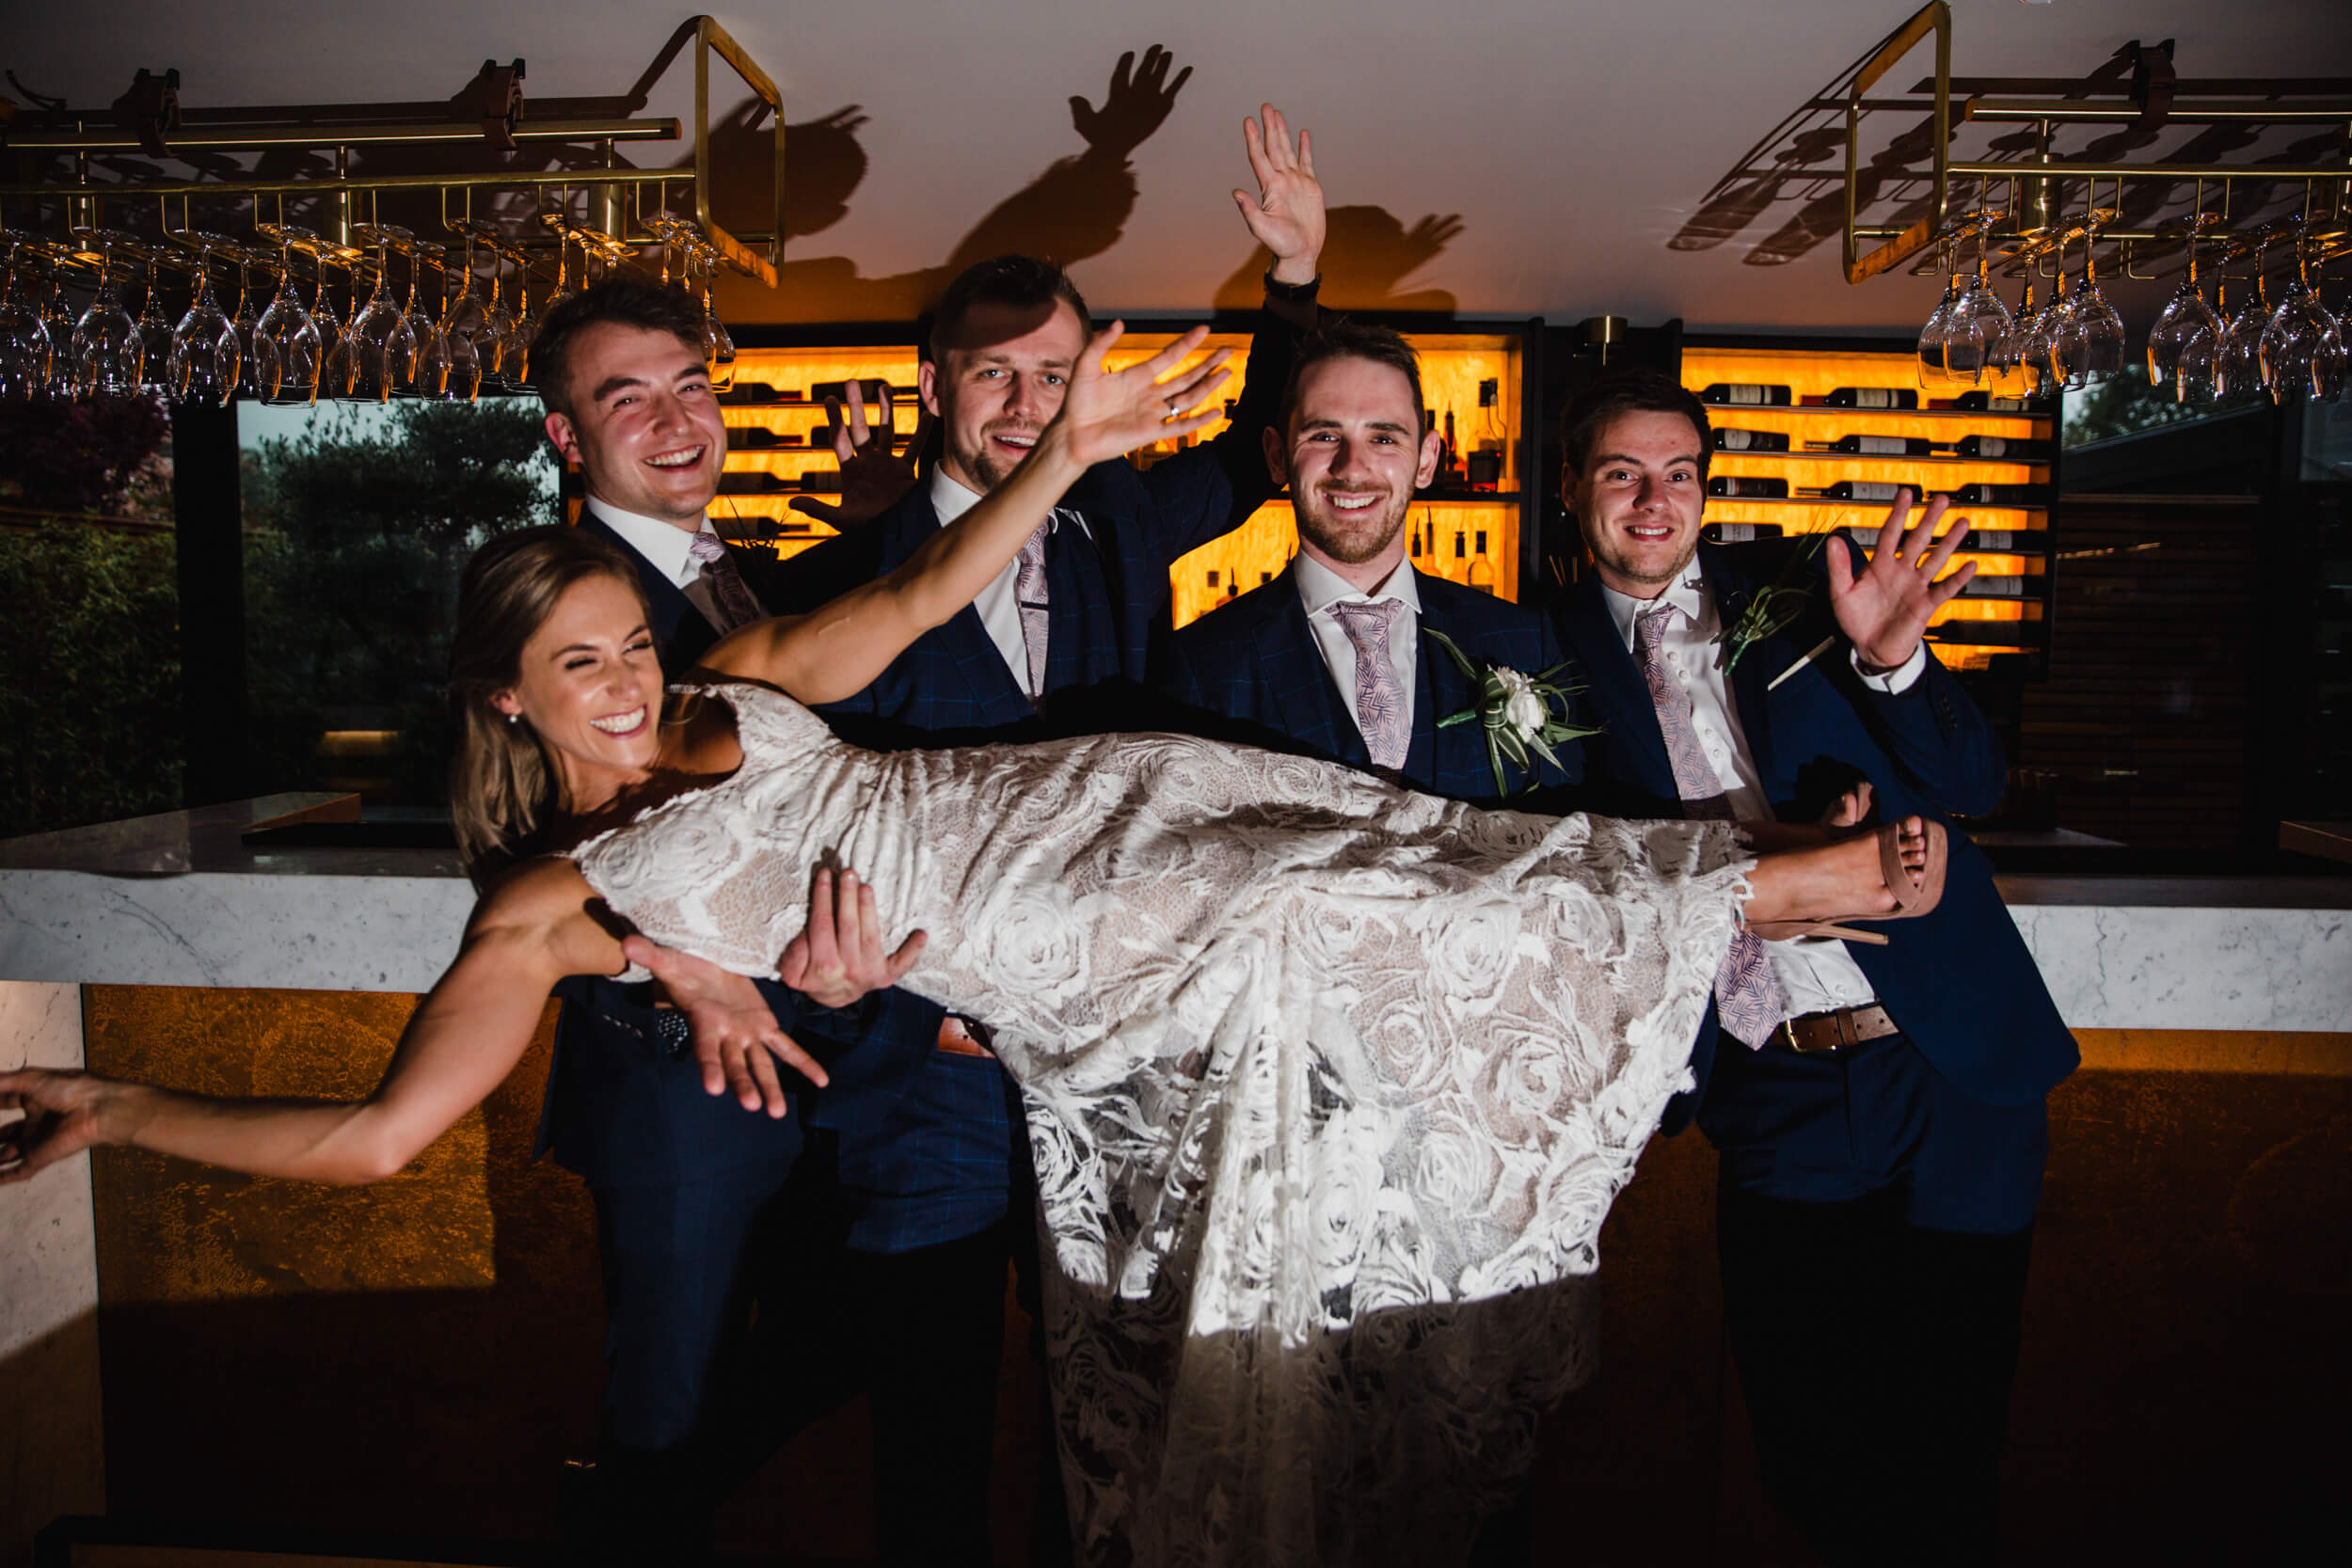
569;682;1751;1567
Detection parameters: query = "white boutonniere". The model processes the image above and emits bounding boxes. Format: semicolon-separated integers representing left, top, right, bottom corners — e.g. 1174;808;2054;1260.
1425;628;1599;796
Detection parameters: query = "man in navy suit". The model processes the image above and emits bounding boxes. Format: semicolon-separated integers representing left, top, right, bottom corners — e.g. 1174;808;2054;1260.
527;280;926;1563
758;104;1327;1565
1157;319;1576;805
1155;320;1571;1564
1547;369;2076;1565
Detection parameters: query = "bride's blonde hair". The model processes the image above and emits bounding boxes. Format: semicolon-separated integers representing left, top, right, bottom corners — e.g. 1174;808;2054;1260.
448;526;649;887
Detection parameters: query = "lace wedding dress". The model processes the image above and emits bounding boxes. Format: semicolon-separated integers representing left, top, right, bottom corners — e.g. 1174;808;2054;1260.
570;681;1750;1566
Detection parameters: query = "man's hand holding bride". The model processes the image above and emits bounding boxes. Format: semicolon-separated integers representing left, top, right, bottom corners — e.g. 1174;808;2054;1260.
624;865;926;1118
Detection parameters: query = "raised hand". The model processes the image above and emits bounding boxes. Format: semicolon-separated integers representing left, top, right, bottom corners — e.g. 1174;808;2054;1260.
791;380;931;529
1071;45;1192;159
0;1068;111;1185
1233;103;1326;284
623;937;831;1117
1826;487;1978;671
777;865;927;1008
1054;322;1232;469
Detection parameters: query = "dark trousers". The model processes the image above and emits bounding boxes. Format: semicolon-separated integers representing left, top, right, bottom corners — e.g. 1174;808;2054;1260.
706;1129;1030;1568
1718;1182;2033;1567
566;1159;798;1565
1702;1031;2044;1568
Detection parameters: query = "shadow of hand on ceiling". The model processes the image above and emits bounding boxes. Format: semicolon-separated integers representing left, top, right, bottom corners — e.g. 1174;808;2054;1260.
1213;207;1465;315
738;45;1196;322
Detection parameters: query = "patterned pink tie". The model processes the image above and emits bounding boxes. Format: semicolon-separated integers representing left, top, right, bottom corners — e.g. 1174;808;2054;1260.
686;530;764;633
1633;604;1787;1049
1328;598;1410;768
1016;521;1051;698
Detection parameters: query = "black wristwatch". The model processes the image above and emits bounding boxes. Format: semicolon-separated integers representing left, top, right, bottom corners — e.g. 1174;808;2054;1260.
1263;268;1322;303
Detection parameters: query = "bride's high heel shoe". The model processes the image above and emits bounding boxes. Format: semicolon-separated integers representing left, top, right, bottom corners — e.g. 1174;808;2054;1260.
1747;818;1947;946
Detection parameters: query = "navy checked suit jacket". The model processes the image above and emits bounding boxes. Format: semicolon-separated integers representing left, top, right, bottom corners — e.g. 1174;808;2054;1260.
536;514;922;1188
1158;562;1583;803
761;300;1311;1249
1550;542;2077;1132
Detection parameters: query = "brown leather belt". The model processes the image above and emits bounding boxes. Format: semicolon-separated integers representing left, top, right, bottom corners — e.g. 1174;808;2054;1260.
1776;1004;1900;1054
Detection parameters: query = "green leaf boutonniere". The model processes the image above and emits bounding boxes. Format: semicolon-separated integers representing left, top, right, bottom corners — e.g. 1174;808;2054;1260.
1716;529;1831;673
1425;627;1600;797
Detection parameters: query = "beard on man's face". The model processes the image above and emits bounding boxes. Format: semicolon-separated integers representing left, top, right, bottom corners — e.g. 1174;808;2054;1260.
1295;483;1409;565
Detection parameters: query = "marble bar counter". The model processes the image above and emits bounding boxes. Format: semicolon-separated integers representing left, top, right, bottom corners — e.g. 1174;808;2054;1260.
0;795;2346;1030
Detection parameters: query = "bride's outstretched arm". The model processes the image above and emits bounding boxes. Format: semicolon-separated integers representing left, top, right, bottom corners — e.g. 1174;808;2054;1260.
698;323;1231;705
0;861;621;1188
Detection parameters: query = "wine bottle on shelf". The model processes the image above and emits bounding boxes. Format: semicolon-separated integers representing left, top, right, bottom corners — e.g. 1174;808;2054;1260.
1696;383;1794;406
1811;434;1934;456
1701;522;1786;543
1955;529;2029;552
717;472;791;495
725;427;805;450
716;381;781;406
1797;481;1905;501
1949;483;2051;507
1957;575;2027;598
1467;531;1497;594
1442;410;1462;488
1952;435;2053;461
1823;387;1919;410
1708;476;1789;499
1713;428;1791;452
1954;390;2037;413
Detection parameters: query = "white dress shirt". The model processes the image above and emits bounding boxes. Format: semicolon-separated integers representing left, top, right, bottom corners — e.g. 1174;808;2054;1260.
930;469;1089;701
1295;552;1422;739
1598;560;1926;1021
583;497;755;631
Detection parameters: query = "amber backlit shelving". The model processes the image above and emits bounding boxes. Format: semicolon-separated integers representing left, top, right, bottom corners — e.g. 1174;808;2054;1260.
709;346;925;562
1680;346;2054;672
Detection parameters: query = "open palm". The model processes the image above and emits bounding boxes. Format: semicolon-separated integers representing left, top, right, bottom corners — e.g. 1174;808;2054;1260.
1056;323;1232;469
1827;487;1978;669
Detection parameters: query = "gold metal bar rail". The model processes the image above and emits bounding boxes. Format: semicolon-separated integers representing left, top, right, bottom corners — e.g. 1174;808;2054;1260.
5;118;679;152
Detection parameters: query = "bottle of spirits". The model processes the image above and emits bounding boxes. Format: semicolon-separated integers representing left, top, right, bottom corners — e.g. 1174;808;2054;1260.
1954;390;2036;412
1953;435;2052;461
1796;481;1905;501
1441;410;1463;489
1696;383;1793;406
1714;428;1791;452
1451;530;1469;584
1823;387;1919;410
1811;434;1934;456
1949;483;2051;507
1708;476;1789;499
1467;531;1497;594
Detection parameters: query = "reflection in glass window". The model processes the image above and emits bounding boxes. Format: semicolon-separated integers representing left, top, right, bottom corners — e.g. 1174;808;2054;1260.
239;398;557;808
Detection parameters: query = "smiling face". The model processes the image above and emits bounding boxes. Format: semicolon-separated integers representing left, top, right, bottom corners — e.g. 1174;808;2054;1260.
1564;408;1709;598
542;322;725;528
919;297;1089;495
492;573;664;809
1271;354;1441;589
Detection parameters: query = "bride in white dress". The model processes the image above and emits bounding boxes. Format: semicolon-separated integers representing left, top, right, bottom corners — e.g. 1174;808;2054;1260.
1;324;1941;1566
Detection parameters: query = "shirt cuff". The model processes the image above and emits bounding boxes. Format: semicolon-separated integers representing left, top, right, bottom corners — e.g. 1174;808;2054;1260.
1850;641;1928;694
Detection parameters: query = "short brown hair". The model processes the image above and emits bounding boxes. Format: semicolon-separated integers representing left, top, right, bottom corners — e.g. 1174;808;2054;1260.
446;526;648;886
1283;319;1424;429
529;280;707;420
1559;368;1714;482
926;254;1091;363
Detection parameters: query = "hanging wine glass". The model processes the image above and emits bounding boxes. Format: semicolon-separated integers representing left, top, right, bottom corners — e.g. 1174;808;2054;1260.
691;239;736;393
2066;213;2126;387
500;238;540;386
477;236;519;385
442;228;491;377
2219;230;2276;401
2146;216;2222;403
253;223;324;406
402;239;453;397
2262;228;2344;403
131;251;177;398
70;231;144;399
225;246;271;399
538;213;580;314
166;231;242;406
348;223;417;402
0;235;55;403
39;265;80;400
2017;238;2069;394
313;245;363;400
1957;230;2015;386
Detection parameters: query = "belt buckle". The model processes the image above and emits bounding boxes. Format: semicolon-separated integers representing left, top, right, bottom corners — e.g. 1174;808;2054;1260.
1781;1012;1842;1054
